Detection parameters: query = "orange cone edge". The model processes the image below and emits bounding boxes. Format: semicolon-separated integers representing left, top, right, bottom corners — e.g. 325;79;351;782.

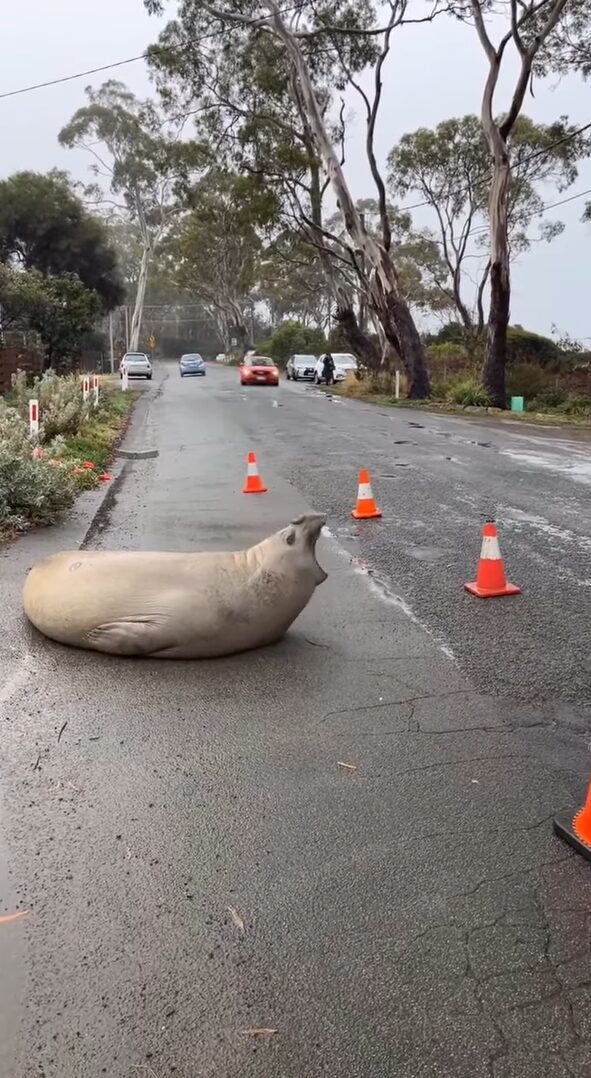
351;468;382;520
464;519;520;598
242;451;267;494
554;777;591;863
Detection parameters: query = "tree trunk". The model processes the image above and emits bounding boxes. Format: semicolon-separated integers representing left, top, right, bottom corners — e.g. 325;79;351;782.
335;305;381;370
482;155;510;407
267;3;430;398
130;242;150;351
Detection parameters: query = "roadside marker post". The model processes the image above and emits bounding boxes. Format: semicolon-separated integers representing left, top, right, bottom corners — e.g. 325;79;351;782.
121;364;129;392
92;374;99;408
395;370;400;400
29;399;39;439
82;375;90;402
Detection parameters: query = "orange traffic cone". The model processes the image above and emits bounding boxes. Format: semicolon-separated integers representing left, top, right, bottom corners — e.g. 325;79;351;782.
553;777;591;862
351;468;382;520
242;451;267;494
464;520;520;598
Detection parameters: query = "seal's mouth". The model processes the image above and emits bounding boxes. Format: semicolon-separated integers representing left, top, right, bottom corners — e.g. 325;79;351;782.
291;513;327;584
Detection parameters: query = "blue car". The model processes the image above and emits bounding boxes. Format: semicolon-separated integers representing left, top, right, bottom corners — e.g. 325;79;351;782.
179;353;206;377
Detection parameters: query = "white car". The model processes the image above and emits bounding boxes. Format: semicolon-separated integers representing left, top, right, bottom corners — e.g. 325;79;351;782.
314;353;358;384
286;354;317;381
120;352;152;380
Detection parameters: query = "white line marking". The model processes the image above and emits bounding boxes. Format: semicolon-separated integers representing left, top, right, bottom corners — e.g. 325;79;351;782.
322;527;456;662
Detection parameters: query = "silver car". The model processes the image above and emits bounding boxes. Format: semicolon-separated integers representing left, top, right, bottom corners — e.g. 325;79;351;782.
120;352;152;380
286;353;317;381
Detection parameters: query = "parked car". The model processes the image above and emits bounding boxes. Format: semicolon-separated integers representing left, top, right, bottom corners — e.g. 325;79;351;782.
286;354;317;381
120;352;152;380
179;353;206;377
313;353;358;384
239;355;279;387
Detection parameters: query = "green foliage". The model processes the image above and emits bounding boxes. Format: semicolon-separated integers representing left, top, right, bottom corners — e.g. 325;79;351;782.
556;393;591;416
506;327;561;367
446;374;492;407
0;267;100;369
507;363;549;399
388;115;591;331
264;320;326;366
0;402;77;533
0;170;123;309
12;369;90;440
527;389;568;411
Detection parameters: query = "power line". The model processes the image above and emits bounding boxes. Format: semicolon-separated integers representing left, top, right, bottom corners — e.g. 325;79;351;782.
397;121;591;215
407;184;591;255
0;4;304;100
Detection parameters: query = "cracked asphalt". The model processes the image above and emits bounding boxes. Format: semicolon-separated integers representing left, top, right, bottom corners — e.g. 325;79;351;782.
1;360;590;1078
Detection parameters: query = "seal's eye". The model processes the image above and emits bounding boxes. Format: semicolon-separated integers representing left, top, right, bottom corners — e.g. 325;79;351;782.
285;528;296;546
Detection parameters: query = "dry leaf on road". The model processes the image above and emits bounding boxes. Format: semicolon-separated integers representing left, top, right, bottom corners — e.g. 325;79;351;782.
227;905;245;933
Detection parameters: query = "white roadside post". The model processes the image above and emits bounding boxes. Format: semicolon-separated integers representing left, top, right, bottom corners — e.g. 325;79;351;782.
29;399;39;439
121;362;129;392
92;374;99;408
395;369;400;401
82;375;90;403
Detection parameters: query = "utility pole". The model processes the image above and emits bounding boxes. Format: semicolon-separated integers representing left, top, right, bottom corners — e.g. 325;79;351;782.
109;312;115;374
124;306;130;351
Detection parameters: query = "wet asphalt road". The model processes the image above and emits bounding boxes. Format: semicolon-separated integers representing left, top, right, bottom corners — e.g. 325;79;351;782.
1;360;590;1078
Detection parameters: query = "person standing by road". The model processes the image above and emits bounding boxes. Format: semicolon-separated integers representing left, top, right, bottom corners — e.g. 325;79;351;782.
322;352;336;386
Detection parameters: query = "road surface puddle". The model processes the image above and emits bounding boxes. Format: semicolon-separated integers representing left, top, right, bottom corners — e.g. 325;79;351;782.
500;448;591;485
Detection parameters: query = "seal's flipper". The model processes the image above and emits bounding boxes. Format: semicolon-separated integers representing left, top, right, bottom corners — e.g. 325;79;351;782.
85;614;177;657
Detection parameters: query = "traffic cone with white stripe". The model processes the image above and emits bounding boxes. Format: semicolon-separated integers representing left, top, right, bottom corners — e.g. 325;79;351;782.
465;519;520;598
242;451;267;494
351;468;382;520
553;776;591;862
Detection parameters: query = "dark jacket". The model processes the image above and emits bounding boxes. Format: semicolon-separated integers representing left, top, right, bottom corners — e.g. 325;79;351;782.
322;354;335;376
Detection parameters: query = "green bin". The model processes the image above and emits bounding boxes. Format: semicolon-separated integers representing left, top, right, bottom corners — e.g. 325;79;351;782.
510;396;524;412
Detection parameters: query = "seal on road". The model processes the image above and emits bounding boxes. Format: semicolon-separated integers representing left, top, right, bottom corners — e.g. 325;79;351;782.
22;514;327;659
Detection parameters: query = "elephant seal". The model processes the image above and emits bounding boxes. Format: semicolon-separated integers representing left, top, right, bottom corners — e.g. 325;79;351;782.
22;514;327;659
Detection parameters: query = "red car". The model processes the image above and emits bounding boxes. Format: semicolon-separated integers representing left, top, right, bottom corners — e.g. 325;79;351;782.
239;355;279;387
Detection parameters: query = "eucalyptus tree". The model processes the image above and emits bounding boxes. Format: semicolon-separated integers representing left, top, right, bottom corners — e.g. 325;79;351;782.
388;114;590;351
145;0;443;395
59;81;202;350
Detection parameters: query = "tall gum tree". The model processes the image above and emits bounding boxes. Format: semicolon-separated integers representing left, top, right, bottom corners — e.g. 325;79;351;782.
388;114;590;351
59;81;202;351
145;0;440;396
463;0;570;405
146;1;383;368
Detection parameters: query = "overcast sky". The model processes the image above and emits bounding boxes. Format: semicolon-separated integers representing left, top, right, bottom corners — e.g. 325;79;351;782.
1;0;590;340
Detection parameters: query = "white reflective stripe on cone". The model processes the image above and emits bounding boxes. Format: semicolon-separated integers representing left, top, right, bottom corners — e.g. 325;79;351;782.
480;535;502;560
357;483;373;499
247;462;259;476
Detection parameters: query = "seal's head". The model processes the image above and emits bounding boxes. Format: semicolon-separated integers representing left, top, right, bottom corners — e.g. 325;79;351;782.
282;513;327;586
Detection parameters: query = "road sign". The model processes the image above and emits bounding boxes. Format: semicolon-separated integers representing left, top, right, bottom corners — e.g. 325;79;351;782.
148;335;156;349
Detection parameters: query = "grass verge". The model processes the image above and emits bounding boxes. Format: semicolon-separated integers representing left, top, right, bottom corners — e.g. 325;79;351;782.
327;378;591;429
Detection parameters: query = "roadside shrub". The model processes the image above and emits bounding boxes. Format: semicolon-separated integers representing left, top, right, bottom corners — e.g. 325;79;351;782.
430;378;452;400
12;369;89;441
507;363;548;400
446;374;491;407
0;402;77;532
556;393;591;416
526;389;568;411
